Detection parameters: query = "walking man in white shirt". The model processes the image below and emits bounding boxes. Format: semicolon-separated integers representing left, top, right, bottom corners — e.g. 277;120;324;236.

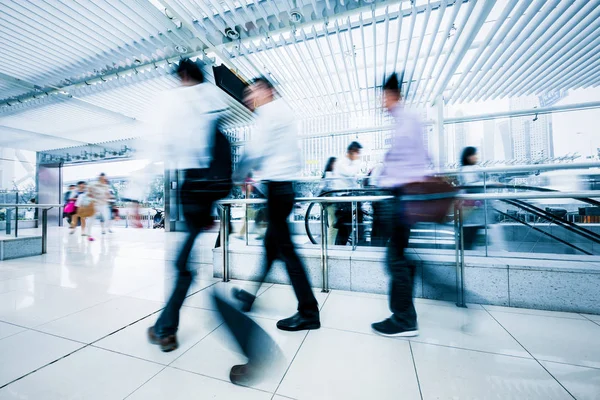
145;59;232;352
233;78;320;331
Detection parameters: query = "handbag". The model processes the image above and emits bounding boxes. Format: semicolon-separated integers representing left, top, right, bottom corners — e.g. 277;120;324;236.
64;200;76;214
402;177;458;224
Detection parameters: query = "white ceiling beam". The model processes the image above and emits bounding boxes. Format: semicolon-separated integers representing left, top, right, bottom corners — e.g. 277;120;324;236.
404;3;431;99
445;0;517;104
430;0;492;104
480;0;575;101
454;0;534;103
499;1;600;99
524;37;600;97
474;0;562;102
415;0;463;106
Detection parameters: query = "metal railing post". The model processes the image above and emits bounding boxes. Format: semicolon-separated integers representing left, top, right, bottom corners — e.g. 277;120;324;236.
351;201;357;250
220;204;230;282
455;203;466;308
483;171;489;256
14;192;18;238
42;208;48;254
5;208;11;235
14;206;18;238
320;204;329;293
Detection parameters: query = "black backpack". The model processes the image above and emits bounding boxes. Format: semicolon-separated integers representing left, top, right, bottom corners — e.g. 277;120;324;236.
207;121;233;198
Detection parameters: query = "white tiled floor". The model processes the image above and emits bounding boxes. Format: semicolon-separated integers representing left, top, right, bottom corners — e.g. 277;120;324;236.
0;228;599;399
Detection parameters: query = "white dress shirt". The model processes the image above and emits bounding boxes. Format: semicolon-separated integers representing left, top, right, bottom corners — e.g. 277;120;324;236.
333;156;362;190
240;98;302;182
123;83;228;201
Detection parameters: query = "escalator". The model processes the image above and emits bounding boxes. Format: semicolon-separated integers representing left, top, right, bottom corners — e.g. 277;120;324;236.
303;185;600;255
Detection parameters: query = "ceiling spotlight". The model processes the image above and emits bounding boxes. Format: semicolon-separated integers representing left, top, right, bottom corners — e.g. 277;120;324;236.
225;27;239;40
175;44;188;53
290;9;303;23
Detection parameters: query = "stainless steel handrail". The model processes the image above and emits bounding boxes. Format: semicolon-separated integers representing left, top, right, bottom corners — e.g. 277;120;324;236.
217;191;600;306
218;191;600;205
241;162;600;183
0;204;62;254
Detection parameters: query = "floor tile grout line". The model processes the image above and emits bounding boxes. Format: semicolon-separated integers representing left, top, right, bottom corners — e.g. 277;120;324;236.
123;365;169;400
272;330;312;399
580;313;600;327
408;341;424;400
168;364;277;397
482;307;578;400
481;306;590;321
0;342;92;390
313;324;535;362
87;345;170;367
166;321;226;367
531;357;600;371
0;256;225;390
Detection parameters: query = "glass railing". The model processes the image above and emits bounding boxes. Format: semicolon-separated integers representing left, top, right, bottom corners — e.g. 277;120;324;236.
217;181;600;305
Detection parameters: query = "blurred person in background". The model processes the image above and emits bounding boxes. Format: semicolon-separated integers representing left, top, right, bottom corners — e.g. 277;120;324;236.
332;142;363;245
63;184;76;224
87;173;113;235
221;76;318;384
70;181;93;238
365;163;389;247
371;73;428;337
143;58;232;353
320;157;338;245
460;146;487;249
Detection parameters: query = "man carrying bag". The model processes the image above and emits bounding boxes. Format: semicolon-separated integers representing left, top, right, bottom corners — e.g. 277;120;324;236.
371;73;456;337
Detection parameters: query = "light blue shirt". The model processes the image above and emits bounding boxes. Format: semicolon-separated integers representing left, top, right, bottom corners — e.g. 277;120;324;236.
379;104;429;188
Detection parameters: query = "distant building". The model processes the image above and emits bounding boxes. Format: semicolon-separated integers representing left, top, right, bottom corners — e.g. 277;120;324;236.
509;96;554;161
482;120;495;162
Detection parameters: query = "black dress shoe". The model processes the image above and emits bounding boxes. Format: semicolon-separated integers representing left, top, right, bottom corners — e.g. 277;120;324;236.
232;288;256;312
277;312;320;332
230;363;260;386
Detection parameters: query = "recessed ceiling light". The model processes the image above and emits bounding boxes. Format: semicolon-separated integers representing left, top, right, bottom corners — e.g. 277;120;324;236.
175;45;188;53
290;9;302;23
225;27;239;40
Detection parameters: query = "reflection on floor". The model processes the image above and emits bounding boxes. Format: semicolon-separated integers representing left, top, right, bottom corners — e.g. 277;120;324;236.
0;228;599;399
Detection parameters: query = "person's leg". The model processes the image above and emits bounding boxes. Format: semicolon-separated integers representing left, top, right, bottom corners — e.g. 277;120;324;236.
372;196;418;336
334;206;351;246
233;198;278;311
152;224;200;346
105;205;113;232
268;182;320;331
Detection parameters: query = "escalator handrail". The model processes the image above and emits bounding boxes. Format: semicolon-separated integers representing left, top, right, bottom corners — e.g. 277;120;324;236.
304;185;600;249
506;199;600;244
493;207;592;255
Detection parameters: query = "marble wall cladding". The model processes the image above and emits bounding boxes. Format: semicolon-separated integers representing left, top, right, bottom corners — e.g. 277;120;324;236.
464;267;509;306
508;269;600;314
214;247;600;314
1;237;42;260
421;262;457;302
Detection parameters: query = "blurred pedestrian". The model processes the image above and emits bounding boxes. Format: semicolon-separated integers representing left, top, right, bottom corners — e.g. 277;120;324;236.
333;142;363;245
70;181;93;237
226;76;320;384
320;157;338;245
460;146;486;249
233;77;319;329
145;58;232;352
88;173;113;235
371;73;429;337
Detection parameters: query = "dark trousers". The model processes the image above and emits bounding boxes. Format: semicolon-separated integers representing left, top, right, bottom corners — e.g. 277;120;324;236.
255;181;319;317
155;169;228;337
381;193;418;329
